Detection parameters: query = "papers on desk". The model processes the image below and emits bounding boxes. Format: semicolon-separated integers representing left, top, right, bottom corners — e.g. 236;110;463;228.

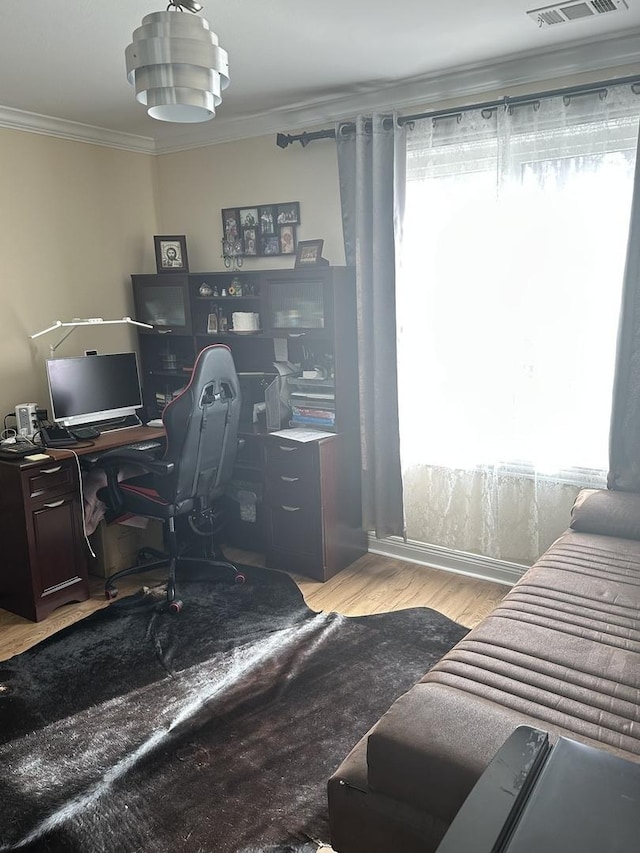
270;428;331;443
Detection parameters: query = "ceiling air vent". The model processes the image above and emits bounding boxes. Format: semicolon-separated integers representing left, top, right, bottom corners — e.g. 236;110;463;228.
527;0;628;26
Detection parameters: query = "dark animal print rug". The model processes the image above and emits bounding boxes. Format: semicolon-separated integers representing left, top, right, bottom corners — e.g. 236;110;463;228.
0;564;467;852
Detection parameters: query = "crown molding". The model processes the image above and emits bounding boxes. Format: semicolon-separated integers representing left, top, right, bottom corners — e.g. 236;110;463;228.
0;105;155;153
2;28;639;155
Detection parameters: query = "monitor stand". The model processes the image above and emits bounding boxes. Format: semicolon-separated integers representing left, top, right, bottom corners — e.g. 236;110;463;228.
83;414;142;433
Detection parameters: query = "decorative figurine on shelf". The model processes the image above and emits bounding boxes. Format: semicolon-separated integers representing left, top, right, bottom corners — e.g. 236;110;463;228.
212;285;220;297
199;282;213;297
229;277;243;296
221;288;227;297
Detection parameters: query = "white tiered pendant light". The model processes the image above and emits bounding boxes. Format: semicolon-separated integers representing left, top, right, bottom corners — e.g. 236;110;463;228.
125;1;229;123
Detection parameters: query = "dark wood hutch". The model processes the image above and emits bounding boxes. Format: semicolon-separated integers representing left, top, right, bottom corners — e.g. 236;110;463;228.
131;266;367;581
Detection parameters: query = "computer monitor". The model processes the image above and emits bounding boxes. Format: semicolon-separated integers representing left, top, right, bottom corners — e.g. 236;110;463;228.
46;352;143;428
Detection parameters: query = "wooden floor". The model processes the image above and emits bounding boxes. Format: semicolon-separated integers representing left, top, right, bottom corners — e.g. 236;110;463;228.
0;548;509;662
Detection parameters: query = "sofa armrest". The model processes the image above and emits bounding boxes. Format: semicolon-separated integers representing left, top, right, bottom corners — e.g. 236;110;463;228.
570;488;640;540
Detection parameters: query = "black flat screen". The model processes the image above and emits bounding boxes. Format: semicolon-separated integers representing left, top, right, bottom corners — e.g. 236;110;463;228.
46;352;142;425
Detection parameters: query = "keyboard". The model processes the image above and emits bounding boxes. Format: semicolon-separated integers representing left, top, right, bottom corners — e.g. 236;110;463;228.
123;440;163;452
83;440;163;465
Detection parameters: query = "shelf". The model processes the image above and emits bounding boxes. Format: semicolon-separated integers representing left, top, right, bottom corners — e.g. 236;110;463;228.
148;369;190;379
196;296;260;301
287;377;335;388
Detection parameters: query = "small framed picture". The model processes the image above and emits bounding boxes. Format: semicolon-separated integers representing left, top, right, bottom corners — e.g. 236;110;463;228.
280;224;296;255
261;235;280;256
207;313;219;334
243;227;257;256
276;202;300;225
258;206;275;235
295;239;324;267
239;207;258;229
222;209;240;243
154;235;189;273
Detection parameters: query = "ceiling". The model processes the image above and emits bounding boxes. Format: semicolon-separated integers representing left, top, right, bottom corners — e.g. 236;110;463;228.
0;0;639;154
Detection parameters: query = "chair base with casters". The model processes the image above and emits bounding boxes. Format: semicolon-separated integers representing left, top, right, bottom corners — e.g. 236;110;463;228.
104;511;245;613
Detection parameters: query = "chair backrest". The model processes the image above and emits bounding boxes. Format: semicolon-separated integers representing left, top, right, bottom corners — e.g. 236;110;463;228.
157;344;241;509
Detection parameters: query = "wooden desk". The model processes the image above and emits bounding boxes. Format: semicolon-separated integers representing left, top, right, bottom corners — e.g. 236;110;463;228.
45;424;165;460
0;426;165;622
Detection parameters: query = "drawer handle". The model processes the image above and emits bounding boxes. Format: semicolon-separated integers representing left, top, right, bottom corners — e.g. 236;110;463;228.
278;445;297;452
280;476;299;483
43;499;65;508
157;328;173;334
42;466;63;474
281;505;301;512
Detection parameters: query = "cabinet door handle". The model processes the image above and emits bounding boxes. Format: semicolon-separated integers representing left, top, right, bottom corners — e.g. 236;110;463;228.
281;505;301;512
280;476;299;482
278;445;297;452
43;499;65;508
41;466;62;474
157;329;173;334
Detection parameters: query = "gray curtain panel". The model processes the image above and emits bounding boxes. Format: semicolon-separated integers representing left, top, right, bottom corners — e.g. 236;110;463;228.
609;122;640;492
336;114;406;538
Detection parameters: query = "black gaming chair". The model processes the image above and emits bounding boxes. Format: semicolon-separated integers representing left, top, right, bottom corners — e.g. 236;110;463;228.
96;344;244;612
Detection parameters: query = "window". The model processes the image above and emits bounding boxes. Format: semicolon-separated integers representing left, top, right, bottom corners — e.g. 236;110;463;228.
397;86;640;563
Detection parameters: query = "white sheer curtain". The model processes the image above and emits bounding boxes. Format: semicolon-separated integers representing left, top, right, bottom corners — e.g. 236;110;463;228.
397;84;640;566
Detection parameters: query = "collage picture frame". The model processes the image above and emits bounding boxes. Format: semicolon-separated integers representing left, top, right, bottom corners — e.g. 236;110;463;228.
221;202;300;258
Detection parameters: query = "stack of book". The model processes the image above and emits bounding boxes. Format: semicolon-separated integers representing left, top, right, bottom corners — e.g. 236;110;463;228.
288;377;336;431
155;387;186;412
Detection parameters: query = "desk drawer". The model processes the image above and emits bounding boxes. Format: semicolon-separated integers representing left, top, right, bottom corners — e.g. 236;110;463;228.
24;461;75;501
264;439;317;479
267;502;320;557
267;470;319;508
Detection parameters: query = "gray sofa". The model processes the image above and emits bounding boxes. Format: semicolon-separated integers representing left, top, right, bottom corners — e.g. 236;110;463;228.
328;488;640;852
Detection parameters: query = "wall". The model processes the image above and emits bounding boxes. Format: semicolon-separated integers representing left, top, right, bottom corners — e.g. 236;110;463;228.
0;129;158;422
154;132;345;273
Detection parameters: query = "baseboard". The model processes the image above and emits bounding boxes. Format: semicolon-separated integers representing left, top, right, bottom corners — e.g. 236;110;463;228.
367;534;526;587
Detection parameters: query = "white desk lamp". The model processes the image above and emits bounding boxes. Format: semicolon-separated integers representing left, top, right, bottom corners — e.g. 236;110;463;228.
30;317;153;354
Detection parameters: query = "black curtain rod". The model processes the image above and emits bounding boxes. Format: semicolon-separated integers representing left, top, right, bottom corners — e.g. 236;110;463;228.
275;72;640;148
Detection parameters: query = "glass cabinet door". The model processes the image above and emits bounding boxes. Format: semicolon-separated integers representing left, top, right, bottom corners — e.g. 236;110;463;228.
266;278;327;331
132;275;192;334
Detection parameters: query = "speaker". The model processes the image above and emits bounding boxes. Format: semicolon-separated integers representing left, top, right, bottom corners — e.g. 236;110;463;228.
15;403;39;439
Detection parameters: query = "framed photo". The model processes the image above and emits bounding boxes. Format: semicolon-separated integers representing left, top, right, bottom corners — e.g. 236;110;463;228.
276;202;300;226
295;239;324;268
261;235;280;256
258;206;275;235
207;313;218;334
243;227;257;256
154;235;189;273
280;224;296;255
222;209;240;243
221;202;301;257
239;207;258;229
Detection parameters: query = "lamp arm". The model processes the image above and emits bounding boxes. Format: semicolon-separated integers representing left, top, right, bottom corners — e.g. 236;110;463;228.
30;316;153;350
49;327;78;354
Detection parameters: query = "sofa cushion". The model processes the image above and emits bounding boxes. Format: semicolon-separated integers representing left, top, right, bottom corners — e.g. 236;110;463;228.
365;527;640;817
570;488;640;540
